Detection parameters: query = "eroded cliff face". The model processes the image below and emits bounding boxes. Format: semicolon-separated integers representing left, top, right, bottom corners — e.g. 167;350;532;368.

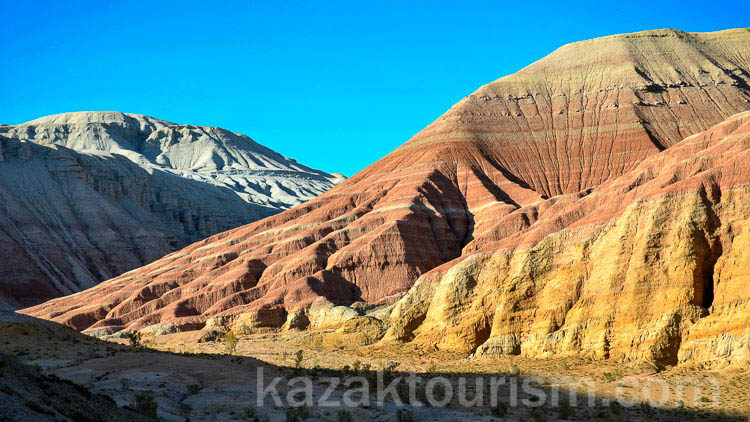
0;137;264;308
405;28;750;198
22;29;750;367
0;112;342;307
386;112;750;367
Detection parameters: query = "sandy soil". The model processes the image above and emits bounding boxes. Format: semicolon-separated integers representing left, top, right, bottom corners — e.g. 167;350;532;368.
2;312;747;421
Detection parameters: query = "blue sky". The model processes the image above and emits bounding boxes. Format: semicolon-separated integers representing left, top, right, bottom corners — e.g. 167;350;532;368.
2;1;747;176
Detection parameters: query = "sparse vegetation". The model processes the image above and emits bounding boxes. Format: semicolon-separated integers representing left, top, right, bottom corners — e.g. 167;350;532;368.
336;409;354;422
285;405;311;421
491;402;509;417
186;383;201;396
130;390;158;420
294;349;304;369
602;369;623;382
243;405;256;418
126;331;143;348
396;409;414;422
179;402;192;416
223;330;238;354
531;407;547;422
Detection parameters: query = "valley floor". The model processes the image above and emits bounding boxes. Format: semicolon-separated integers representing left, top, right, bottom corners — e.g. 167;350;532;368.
2;312;748;421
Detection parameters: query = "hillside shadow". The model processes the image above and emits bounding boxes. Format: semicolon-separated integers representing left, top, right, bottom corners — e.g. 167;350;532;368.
2;311;746;421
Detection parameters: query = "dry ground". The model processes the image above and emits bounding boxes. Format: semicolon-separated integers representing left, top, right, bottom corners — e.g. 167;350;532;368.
2;312;747;421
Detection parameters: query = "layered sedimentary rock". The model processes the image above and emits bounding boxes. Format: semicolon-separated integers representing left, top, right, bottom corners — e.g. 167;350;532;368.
0;136;263;308
0;112;341;307
23;29;750;366
388;111;750;368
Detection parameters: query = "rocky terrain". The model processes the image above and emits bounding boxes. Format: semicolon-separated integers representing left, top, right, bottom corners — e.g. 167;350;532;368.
0;112;341;308
0;352;148;421
22;28;750;371
2;311;747;421
2;111;343;212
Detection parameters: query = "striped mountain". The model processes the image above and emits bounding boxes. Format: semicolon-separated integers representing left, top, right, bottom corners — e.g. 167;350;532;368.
24;29;750;366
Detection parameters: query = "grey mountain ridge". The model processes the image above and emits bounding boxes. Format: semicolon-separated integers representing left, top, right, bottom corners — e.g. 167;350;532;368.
0;111;344;308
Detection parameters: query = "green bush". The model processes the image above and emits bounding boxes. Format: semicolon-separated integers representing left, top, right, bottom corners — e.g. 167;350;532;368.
294;350;304;369
223;330;238;354
186;383;201;396
126;332;142;348
131;391;158;420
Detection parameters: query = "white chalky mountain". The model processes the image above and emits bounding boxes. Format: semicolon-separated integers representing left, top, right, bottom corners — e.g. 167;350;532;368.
0;111;343;308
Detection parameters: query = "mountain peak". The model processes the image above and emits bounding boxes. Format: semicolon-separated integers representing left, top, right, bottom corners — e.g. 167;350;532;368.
20;29;750;368
22;111;173;129
4;111;341;209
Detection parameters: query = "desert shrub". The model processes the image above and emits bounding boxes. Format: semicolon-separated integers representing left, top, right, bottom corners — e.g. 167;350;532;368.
131;391;158;420
126;332;142;348
396;381;412;405
609;401;621;415
223;330;238;354
294;349;304;369
179;402;192;416
602;369;623;382
508;363;520;377
186;383;201;396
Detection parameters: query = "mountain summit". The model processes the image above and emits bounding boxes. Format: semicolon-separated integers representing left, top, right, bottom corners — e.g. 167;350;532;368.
5;111;342;209
24;29;750;366
0;112;341;307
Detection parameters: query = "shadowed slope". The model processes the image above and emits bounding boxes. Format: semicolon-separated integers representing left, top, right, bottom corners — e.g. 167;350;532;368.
384;110;750;367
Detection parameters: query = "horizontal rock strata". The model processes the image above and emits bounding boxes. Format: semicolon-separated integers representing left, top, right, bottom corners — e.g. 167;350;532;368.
23;29;750;367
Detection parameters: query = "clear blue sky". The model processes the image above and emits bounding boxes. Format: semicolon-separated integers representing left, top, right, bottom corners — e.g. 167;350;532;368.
2;1;747;176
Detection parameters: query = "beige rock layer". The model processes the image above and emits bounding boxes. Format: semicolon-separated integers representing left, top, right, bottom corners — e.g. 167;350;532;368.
388;112;750;367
